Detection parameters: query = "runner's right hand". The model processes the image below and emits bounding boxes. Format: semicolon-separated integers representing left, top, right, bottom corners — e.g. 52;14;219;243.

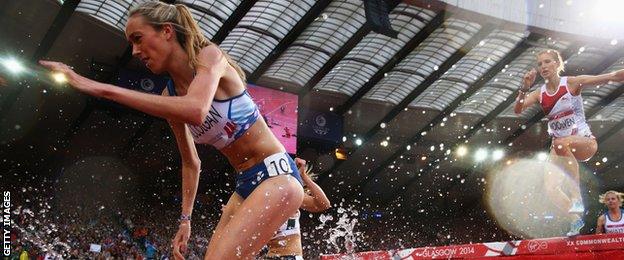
522;68;537;90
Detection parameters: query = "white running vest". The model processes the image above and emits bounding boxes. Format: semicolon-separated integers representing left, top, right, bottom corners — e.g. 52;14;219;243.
605;209;624;234
539;77;592;138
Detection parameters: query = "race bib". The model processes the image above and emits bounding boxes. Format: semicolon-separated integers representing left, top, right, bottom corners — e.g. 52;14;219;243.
264;153;293;177
548;110;576;137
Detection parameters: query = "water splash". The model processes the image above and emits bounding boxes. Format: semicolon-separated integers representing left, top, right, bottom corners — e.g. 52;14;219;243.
12;205;72;257
317;203;364;257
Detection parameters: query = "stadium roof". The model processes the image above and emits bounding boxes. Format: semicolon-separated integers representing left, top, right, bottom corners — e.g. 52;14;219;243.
1;0;623;213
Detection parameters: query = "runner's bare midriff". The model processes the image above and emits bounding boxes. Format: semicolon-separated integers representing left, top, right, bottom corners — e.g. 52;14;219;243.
220;116;285;172
266;234;303;257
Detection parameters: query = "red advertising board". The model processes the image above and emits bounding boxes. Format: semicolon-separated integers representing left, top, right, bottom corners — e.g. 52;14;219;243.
321;233;624;259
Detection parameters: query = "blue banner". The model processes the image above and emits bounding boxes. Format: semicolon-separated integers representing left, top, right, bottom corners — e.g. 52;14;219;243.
116;68;168;95
298;109;343;144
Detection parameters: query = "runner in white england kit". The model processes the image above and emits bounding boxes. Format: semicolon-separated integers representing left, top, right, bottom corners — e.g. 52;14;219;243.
540;77;594;140
515;49;624;236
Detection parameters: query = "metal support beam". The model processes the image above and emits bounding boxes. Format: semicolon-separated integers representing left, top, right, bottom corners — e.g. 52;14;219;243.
297;25;369;98
353;26;536;200
211;0;257;44
247;0;333;83
298;2;403;98
0;0;80;125
60;46;133;150
318;23;494;184
334;11;446;115
316;11;447;183
32;0;81;61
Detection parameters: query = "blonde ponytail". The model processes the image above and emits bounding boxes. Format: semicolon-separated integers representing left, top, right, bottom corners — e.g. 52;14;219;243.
129;2;247;82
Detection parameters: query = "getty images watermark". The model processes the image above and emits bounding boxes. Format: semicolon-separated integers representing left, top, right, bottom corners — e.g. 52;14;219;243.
2;191;10;256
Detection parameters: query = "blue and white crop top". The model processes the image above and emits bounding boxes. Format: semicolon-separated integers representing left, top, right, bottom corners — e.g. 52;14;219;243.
166;80;260;149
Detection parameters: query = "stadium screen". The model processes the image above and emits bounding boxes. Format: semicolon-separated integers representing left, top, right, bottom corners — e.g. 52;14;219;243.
247;84;298;154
